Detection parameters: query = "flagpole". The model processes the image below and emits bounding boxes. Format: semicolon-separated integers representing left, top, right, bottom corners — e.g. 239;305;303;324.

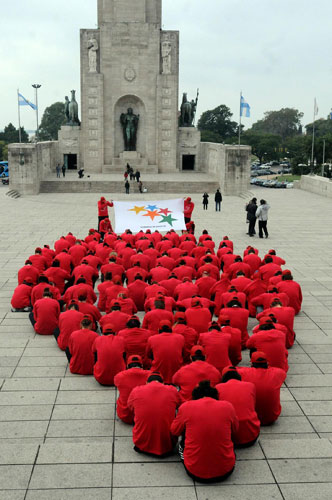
311;99;316;174
17;89;22;144
238;91;242;147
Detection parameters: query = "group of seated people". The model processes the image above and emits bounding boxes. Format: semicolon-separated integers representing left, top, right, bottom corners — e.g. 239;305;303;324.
11;223;302;483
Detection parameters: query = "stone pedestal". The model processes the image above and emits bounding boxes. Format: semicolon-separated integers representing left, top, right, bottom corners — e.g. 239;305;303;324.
58;126;81;168
178;128;201;171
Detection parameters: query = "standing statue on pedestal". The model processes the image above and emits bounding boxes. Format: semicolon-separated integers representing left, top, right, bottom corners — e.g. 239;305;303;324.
120;108;140;151
161;38;172;74
67;90;81;126
87;37;99;73
179;90;199;127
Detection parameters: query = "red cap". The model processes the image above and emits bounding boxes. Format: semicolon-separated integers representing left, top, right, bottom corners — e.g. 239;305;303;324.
282;269;292;276
102;323;116;333
190;345;205;357
259;316;273;325
159;320;172;329
174;312;185;321
191;298;201;307
127;355;143;366
251;351;267;364
222;365;238;377
268;249;276;255
35;247;42;253
219;313;230;323
82;314;93;322
24;277;33;284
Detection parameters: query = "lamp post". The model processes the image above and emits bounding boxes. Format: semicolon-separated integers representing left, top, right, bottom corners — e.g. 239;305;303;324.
32;84;41;142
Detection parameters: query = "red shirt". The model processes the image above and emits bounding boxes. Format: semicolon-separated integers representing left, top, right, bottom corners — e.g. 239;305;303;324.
64;283;97;305
57;310;84;351
33;297;60;335
155;256;175;271
158;277;182;297
68;329;99;375
101;262;125;279
172;361;221;402
99;311;130;333
171;398;238;480
228;262;251;280
251;292;289;309
174;282;199;301
114;368;151;424
146;332;184;383
230;276;252;293
244;279;267;317
217;379;260;445
144;296;175;313
219;291;246;310
11;284;32;309
198;331;231;374
220;326;242;365
127;280;148;311
92;335;126;385
173;265;195;281
118;327;153;367
150;266;170;282
72;264;98;287
257;306;295;348
276;280;303;315
144;284;168;300
130;254;151;271
98;200;113;217
68;246;87;267
18;265;40;286
172;324;199;363
44;267;70;294
196;264;219;281
54;238;70;255
118;248;136;270
97;281;114;311
195;276;217;299
184;200;194;219
185;306;211;334
126;267;149;284
128;382;180;455
28;254;48;273
221;307;249;348
142;309;174;334
258;263;282;283
243;254;262;275
247;330;289;372
55;252;73;273
105;285;127;312
237;366;286;425
143;248;160;268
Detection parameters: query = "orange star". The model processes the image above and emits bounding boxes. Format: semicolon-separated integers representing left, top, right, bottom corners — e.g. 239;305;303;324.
143;210;160;221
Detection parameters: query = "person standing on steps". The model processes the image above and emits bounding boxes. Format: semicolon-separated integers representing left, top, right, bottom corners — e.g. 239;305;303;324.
246;198;257;237
56;164;61;178
62;164;66;177
215;189;222;212
125;180;130;195
256;200;270;239
202;193;209;210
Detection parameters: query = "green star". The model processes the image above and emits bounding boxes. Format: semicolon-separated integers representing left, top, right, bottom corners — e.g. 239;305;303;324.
160;214;178;226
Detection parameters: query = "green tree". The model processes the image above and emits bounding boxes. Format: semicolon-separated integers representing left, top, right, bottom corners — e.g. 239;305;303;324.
200;130;224;143
284;135;312;174
0;123;29;144
252;108;303;140
241;131;282;163
305;118;332;137
198;104;238;142
38;102;66;141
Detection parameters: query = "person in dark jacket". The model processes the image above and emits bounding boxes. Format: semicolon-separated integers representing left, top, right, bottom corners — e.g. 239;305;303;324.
125;180;130;194
202;193;209;210
246;198;257;237
215;189;222;211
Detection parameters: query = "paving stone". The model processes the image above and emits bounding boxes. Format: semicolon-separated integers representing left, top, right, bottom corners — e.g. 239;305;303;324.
308;416;332;432
59;377;111;391
113;462;193;487
46;419;114;438
0;420;48;438
280;483;332;500
0;391;57;406
298;401;332;415
269;458;332;483
26;490;113;500
288;363;321;375
259;416;314;434
0;366;15;377
2;378;60;391
18;356;67;367
290;387;332;401
12;366;66;378
37;442;112;464
0;356;20;367
0;465;32;489
52;404;114;420
195;484;282;500
113;487;197;500
55;390;115;405
261;438;332;458
0;492;26;500
23;348;64;357
0;443;39;464
29;464;113;489
0;405;53;421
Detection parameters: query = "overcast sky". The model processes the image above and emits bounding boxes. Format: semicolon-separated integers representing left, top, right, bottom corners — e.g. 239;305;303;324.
2;0;332;133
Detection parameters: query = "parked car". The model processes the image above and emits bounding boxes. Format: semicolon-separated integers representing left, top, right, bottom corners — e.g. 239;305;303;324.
256;169;273;176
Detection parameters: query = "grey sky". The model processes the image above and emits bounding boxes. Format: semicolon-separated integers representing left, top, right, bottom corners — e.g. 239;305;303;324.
2;0;332;133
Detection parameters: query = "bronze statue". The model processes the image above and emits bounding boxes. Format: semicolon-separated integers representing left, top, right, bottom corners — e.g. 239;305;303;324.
179;90;199;127
68;90;80;126
64;96;70;124
120;108;140;151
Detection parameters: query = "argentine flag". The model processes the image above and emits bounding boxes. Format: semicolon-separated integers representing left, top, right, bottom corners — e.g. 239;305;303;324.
240;95;251;118
18;93;37;110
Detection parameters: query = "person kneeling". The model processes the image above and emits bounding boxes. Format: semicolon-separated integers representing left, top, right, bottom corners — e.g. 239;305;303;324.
171;380;239;483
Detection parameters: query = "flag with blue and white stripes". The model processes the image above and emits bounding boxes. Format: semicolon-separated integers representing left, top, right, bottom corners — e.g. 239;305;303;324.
18;92;37;110
240;95;251;118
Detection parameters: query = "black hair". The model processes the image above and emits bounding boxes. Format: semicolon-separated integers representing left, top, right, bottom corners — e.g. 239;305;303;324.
68;303;79;311
147;373;163;383
154;300;165;310
127;318;141;328
222;370;242;383
105;272;112;281
265;256;273;264
76;277;86;285
192;380;219;400
252;362;268;369
258;323;276;331
38;276;49;284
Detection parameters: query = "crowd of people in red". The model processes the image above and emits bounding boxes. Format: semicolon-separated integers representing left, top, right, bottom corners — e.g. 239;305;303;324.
11;196;302;483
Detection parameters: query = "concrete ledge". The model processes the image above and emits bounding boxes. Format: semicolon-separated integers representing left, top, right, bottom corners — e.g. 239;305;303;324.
299;175;332;198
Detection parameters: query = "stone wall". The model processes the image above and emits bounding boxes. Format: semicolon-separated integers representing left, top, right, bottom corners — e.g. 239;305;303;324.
299;175;332;198
8;142;58;195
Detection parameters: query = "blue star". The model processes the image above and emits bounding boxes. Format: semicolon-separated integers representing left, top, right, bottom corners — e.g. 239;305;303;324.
146;205;158;211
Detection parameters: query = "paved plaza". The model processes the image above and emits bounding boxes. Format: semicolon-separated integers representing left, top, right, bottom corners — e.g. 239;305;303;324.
0;184;332;499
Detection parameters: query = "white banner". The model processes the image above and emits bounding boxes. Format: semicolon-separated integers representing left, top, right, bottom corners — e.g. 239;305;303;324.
114;199;186;234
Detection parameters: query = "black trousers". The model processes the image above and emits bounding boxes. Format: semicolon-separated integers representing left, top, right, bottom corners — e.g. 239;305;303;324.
203;204;208;210
259;220;268;238
248;218;256;236
215;202;221;211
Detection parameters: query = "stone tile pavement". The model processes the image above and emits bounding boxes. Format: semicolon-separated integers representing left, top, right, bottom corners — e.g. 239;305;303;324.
0;184;332;499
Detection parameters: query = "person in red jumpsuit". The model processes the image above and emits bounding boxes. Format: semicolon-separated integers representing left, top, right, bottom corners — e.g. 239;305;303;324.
228;257;251;280
195;271;217;299
66;316;99;375
105;278;127;312
18;260;40;286
28;247;48;273
64;277;97;306
198;322;232;374
218;314;242;365
97;272;114;312
263;249;286;267
11;278;33;311
184;197;195;224
185;298;211;334
44;260;70;294
244;276;267;317
243;248;261;275
127;372;180;456
149;264;170;283
99;218;112;241
56;301;84;351
251;286;289;313
127;276;148;311
156;253;175;271
146;321;184;383
142;299;174;333
101;257;125;282
68;241;87;267
144;292;175;313
172;312;199;364
98;196;113;227
257;256;282;283
220;299;249;348
99;301;130;333
116;292;137;316
77;293;101;330
276;270;303;315
173;260;196;281
72;260;98;288
172;346;220;402
219;286;246;310
237;351;287;425
54;236;70;255
114;355;151;424
55;249;73;274
92;324;126;386
42;245;56;267
159;274;182;298
257;298;296;348
230;272;252;293
174;278;199;301
217;366;260;447
118;316;153;368
171;380;238;483
31;275;61;307
247;323;289;372
30;288;60;335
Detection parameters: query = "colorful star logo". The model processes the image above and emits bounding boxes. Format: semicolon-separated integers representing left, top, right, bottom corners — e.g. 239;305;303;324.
146;205;158;211
143;210;160;221
158;208;172;216
160;214;178;226
128;206;146;215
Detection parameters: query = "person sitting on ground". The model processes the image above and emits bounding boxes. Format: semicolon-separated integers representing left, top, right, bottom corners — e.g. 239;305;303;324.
276;270;303;315
92;323;126;386
11;278;34;312
56;300;84;351
171;380;238;483
66;316;99;375
30;288;60;336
